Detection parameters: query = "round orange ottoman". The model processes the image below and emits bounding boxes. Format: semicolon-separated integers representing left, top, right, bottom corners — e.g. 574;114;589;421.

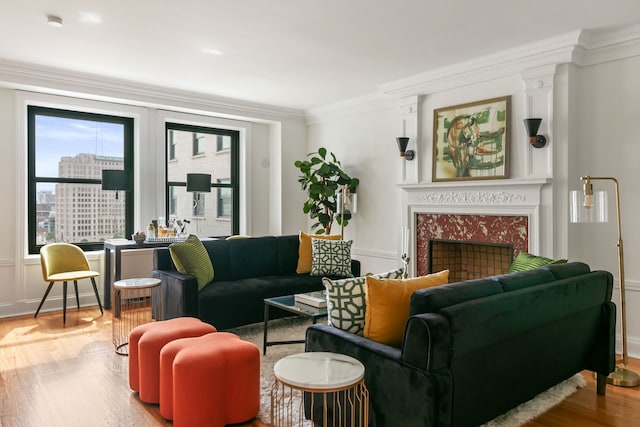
159;332;260;427
128;317;216;403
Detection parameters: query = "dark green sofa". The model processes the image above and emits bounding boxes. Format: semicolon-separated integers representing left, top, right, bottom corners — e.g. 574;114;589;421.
305;262;615;426
152;234;360;330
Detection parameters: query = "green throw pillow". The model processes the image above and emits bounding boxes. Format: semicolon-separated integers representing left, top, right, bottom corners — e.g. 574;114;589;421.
310;238;353;277
508;252;567;273
169;235;214;291
323;268;404;335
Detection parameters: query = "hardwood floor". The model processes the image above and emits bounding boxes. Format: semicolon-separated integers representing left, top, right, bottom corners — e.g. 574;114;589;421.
1;307;639;426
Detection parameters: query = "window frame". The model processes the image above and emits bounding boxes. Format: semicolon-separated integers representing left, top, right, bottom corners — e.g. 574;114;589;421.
165;122;239;237
27;105;134;254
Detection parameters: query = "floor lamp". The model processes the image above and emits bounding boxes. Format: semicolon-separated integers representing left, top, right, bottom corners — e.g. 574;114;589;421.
570;176;640;387
337;185;356;239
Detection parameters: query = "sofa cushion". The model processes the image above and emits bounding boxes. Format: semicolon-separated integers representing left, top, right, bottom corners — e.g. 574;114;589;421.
310;239;353;277
409;278;503;316
364;270;449;347
169;235;214;291
296;231;342;274
323;268;404;335
508;252;567;273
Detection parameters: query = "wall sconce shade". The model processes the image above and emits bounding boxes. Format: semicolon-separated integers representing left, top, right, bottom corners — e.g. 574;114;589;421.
101;169;131;191
396;137;414;160
523;118;547;148
186;173;212;192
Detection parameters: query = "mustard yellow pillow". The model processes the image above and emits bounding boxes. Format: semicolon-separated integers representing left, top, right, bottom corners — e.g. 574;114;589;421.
363;270;449;347
296;231;342;274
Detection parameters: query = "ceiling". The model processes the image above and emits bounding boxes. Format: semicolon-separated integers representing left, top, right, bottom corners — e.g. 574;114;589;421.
1;0;639;111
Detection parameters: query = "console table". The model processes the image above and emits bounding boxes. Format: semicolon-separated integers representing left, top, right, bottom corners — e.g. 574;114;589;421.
103;239;175;310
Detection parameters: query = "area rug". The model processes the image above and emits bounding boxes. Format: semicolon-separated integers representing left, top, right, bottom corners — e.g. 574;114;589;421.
230;318;586;426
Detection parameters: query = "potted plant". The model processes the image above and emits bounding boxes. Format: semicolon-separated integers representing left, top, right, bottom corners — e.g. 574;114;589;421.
295;148;359;235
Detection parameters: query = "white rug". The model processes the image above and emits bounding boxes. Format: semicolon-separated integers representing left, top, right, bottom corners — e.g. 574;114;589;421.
230;318;586;426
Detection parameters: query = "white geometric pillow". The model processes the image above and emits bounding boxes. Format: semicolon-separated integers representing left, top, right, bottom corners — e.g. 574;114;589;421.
323;268;404;335
310;238;353;277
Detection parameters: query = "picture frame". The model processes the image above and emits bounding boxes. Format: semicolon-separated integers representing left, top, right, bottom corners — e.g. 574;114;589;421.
432;96;510;182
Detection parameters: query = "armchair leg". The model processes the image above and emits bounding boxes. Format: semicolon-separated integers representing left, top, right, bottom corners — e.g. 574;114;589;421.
597;373;607;396
74;281;80;309
90;277;104;315
62;281;68;324
34;282;55;318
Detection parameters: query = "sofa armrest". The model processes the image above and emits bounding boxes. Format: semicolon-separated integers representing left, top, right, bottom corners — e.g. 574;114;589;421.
152;269;199;320
305;323;451;427
401;313;451;371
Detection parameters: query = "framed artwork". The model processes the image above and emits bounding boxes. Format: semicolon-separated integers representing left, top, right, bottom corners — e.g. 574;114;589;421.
432;96;510;182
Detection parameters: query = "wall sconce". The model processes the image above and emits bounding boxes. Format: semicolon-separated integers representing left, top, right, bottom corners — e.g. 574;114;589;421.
396;137;414;160
523;118;547;148
101;169;131;199
186;173;212;193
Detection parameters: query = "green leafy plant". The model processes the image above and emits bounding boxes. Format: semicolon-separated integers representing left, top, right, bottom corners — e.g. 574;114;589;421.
294;148;359;235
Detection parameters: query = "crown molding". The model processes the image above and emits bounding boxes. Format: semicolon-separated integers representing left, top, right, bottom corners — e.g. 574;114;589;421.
0;58;305;121
305;25;640;122
305;92;395;125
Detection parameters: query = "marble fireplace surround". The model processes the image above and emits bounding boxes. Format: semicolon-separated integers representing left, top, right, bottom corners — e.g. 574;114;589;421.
400;178;551;278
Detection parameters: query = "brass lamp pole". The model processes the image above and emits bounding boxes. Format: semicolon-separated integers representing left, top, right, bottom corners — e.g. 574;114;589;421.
581;176;639;387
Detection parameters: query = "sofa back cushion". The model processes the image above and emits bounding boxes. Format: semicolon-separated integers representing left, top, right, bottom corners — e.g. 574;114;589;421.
409;278;503;316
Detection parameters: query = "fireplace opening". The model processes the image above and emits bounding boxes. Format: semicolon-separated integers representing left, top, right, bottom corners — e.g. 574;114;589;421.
428;239;514;282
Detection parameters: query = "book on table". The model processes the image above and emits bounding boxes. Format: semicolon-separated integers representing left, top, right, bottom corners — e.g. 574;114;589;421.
294;291;327;308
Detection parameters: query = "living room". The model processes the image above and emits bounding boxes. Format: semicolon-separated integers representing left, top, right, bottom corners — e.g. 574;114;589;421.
1;1;640;426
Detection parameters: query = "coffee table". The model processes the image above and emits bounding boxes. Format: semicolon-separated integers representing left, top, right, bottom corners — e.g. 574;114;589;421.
271;352;369;427
263;294;327;355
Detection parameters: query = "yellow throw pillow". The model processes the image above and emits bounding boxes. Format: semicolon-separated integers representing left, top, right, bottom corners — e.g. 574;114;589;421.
363;270;449;347
296;231;342;274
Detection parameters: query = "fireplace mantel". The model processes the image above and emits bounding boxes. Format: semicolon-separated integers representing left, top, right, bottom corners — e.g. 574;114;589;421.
399;178;553;276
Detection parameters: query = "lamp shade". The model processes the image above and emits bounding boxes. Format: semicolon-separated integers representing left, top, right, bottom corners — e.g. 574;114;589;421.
101;169;131;191
569;190;608;223
523;118;542;137
186;173;212;192
396;137;410;155
337;191;357;215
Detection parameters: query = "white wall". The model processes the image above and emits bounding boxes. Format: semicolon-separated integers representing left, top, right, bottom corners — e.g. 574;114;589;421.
0;65;307;318
307;105;401;274
570;55;640;357
307;34;640;357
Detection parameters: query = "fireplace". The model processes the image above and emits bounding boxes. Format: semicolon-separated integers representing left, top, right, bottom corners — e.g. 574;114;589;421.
428;239;513;282
400;178;550;278
417;213;527;277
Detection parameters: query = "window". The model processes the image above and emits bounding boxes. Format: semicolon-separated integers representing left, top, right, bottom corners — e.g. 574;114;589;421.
168;130;176;160
192;133;205;156
217;178;231;218
28;106;134;254
165;122;239;237
216;135;231;152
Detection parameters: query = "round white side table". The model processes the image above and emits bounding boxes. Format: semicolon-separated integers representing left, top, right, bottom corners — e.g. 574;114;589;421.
271;352;369;427
112;277;162;355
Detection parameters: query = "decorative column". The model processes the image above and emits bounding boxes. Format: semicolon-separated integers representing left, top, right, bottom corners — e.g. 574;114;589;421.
521;65;556;178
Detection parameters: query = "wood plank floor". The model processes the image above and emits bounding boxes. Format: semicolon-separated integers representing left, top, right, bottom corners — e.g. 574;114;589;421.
1;307;639;426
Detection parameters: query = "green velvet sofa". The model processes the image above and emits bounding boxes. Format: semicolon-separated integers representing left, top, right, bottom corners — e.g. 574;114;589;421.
152;234;360;330
305;262;616;426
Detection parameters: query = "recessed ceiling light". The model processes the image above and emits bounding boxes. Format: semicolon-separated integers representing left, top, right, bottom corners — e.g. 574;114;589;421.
203;48;224;56
79;12;102;24
47;14;63;27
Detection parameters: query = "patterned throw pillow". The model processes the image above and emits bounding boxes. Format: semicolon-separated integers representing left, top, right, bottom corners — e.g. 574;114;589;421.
508;252;567;273
323;268;404;335
169;235;214;291
310;238;353;277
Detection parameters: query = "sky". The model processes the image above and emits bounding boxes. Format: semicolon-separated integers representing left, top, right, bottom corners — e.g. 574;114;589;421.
35;115;124;178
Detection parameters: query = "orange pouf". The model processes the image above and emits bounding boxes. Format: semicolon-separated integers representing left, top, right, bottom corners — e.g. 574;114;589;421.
128;317;216;403
159;332;260;427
